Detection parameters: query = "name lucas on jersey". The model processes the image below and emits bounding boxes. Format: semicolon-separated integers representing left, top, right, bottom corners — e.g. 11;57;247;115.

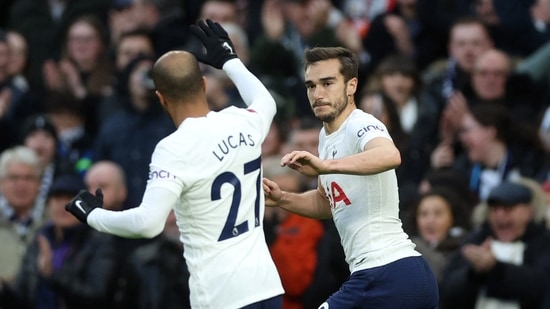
212;132;256;162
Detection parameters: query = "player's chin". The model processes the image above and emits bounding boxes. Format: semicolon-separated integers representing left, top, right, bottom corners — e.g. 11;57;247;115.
312;107;329;117
314;110;336;123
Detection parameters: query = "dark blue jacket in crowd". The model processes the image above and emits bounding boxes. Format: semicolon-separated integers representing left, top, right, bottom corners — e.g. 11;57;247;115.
439;222;550;309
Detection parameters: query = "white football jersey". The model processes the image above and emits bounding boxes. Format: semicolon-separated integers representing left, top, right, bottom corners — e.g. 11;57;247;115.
147;105;283;308
87;59;283;308
318;109;420;273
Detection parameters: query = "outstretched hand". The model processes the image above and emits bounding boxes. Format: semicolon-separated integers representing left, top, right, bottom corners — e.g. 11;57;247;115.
280;151;326;177
263;178;283;207
189;19;238;69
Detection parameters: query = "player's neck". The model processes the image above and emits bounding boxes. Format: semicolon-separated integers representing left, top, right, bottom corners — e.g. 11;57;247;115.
173;102;210;126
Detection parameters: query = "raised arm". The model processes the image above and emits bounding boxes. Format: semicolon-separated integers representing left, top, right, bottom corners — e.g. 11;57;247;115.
223;60;277;116
281;137;401;177
326;137;401;175
190;19;276;120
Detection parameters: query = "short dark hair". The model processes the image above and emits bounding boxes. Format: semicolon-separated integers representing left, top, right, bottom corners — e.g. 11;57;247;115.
450;16;491;41
64;14;109;47
304;47;358;82
118;28;153;46
408;187;472;236
374;54;422;97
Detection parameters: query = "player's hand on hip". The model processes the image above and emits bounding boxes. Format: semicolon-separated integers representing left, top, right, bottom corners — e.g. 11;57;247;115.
189;19;238;69
263;178;283;207
281;151;325;177
65;189;104;223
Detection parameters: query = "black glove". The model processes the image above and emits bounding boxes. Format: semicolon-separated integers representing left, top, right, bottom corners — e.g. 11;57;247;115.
65;189;104;223
190;19;238;69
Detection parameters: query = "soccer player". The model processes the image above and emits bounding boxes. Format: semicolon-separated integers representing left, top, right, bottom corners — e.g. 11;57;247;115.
263;47;439;308
65;19;284;309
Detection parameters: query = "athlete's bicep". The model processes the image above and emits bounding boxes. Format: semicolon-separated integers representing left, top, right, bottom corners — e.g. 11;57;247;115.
362;136;398;151
361;137;401;170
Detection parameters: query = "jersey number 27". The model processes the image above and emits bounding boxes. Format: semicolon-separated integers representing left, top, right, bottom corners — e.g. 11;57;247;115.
211;156;262;241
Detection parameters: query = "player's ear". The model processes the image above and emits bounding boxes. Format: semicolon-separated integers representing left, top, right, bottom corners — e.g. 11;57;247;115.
201;76;207;93
156;90;168;109
346;77;358;97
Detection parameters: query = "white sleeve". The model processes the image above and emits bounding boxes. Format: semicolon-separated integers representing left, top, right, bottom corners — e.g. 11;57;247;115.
222;59;277;124
87;186;177;238
352;112;393;151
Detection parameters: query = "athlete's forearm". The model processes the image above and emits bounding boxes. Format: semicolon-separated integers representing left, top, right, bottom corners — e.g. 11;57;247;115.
325;137;401;175
223;59;276;113
278;189;332;219
87;186;176;238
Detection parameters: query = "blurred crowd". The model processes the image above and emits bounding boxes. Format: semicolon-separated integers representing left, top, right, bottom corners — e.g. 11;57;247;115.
1;0;550;308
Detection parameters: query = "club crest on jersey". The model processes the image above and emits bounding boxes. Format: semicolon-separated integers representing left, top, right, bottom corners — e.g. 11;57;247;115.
324;181;351;209
357;124;385;137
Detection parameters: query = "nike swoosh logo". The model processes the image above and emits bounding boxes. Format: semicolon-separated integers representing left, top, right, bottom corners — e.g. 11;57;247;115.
222;42;234;54
75;200;86;213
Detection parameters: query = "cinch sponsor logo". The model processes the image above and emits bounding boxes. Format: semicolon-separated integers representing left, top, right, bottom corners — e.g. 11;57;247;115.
149;170;176;180
357;124;385;137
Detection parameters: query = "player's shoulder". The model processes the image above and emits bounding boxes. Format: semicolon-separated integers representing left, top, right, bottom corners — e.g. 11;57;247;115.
347;109;385;128
217;105;267;130
345;109;389;137
152;129;187;157
220;105;260;117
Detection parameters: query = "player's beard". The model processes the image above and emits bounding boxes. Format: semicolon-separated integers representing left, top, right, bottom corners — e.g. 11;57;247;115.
315;90;348;123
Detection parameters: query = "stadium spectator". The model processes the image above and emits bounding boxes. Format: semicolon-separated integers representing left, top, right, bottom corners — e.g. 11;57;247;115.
420;16;494;148
44;93;95;178
93;55;174;207
98;28;155;123
0;30;36;153
431;104;550;202
19;114;64;214
84;160;154;306
406;187;472;284
0;146;45;284
6;0;110;93
439;180;550;309
0;173;116;308
42;14;114;137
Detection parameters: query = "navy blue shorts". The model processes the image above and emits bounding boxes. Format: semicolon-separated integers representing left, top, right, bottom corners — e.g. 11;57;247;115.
320;256;439;309
240;295;283;309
